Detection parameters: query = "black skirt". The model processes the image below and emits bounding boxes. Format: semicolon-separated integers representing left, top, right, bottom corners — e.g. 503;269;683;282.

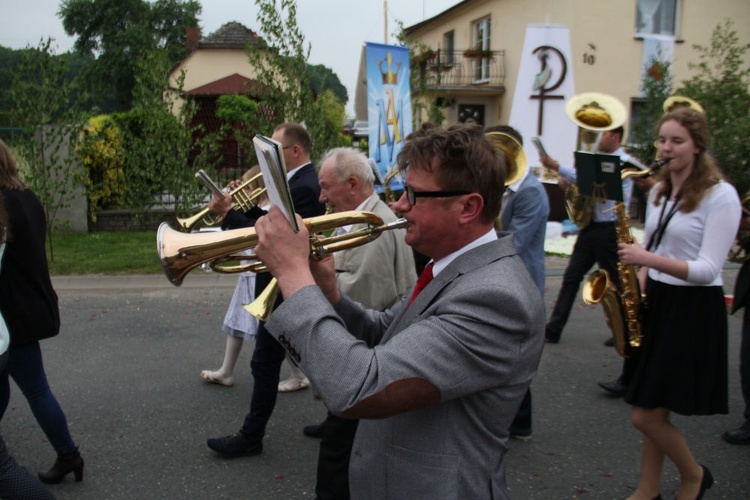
624;277;728;415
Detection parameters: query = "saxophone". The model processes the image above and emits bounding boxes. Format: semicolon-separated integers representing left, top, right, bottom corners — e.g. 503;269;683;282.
565;183;594;228
582;202;644;358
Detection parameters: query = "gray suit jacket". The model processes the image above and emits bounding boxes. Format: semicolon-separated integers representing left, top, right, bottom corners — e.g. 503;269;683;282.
267;235;544;499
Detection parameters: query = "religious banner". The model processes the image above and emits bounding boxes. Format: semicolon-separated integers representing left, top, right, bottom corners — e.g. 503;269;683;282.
508;24;577;183
364;42;413;191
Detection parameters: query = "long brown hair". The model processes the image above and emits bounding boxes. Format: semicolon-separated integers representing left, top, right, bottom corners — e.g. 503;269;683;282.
0;194;7;245
653;108;723;213
0;139;27;191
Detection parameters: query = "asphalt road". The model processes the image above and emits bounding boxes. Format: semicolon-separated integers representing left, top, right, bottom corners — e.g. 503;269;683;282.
2;264;748;499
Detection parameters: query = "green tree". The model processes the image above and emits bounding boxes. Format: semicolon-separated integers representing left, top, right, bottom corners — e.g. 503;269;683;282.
8;38;87;260
628;54;672;165
111;49;202;218
59;0;201;111
247;0;349;162
677;19;750;195
308;64;348;104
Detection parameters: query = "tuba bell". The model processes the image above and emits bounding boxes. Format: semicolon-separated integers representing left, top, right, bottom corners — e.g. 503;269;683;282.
485;131;528;230
562;92;628;227
485;131;527;187
663;95;705;115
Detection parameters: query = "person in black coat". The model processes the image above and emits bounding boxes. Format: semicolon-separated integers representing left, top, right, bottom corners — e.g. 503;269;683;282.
0;181;56;499
0;139;84;485
206;123;326;457
724;210;750;444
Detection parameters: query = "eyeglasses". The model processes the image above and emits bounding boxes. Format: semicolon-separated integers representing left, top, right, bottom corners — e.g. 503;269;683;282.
403;184;471;205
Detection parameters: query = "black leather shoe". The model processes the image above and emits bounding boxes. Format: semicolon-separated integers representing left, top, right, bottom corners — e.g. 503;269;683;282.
545;326;561;344
723;422;750;444
303;423;324;439
207;433;262;457
509;425;532;441
597;377;628;397
696;465;713;499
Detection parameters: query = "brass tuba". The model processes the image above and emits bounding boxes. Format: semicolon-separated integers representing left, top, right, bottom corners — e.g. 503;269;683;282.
157;211;408;320
176;171;266;232
485;131;528;230
562;93;628;228
663;95;705;114
485;131;527;187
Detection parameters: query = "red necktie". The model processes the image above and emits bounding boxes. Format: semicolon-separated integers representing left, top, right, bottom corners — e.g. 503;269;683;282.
409;262;434;305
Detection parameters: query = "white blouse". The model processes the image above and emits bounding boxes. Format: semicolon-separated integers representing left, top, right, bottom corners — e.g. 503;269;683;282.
645;181;741;287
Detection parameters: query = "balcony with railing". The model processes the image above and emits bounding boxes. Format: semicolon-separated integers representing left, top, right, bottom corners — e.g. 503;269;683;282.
411;49;505;94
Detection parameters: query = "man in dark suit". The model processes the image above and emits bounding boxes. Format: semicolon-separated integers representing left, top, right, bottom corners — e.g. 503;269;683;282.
254;125;544;498
724;212;750;445
206;123;326;457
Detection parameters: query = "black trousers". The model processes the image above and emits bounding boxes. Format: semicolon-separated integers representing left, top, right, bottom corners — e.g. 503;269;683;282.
510;389;532;431
240;274;286;441
741;309;750;421
547;222;620;338
315;413;359;500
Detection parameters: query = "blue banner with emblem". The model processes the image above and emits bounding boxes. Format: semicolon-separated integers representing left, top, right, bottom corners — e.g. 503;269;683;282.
365;42;412;193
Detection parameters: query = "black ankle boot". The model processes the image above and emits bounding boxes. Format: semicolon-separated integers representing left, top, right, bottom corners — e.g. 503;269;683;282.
38;447;84;484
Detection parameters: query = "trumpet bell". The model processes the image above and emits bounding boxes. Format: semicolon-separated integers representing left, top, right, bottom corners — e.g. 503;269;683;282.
565;92;627;132
485;131;527;186
663;95;704;114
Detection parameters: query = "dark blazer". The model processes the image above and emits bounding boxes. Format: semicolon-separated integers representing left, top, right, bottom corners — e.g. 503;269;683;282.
0;189;60;345
221;163;326;297
221;163;325;230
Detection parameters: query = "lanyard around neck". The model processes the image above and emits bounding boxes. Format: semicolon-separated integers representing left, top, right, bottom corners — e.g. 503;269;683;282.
647;188;681;252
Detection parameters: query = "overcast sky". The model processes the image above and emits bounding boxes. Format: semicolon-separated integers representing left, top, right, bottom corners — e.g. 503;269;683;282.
0;0;460;115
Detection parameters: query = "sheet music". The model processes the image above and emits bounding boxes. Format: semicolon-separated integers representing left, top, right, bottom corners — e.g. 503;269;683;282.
253;135;299;231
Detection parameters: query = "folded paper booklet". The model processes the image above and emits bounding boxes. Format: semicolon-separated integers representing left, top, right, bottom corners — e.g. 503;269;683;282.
253;135;298;232
574;152;623;202
531;137;548;157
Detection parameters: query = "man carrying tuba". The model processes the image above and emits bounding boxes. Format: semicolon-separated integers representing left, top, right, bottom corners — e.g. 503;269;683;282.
540;125;634;347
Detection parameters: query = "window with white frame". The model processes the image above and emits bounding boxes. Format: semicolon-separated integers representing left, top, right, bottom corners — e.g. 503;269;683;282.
472;16;491;82
636;0;679;36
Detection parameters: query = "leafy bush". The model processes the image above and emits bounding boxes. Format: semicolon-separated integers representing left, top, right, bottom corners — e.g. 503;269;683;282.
76;115;127;220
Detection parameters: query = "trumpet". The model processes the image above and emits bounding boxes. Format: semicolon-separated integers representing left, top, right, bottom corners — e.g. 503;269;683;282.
176;172;266;231
157;211;408;320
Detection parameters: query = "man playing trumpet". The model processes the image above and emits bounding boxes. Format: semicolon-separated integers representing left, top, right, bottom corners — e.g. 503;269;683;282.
253;124;544;499
205;123;326;458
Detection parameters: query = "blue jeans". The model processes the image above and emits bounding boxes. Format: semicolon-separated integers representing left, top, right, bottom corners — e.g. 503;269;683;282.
0;342;76;455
